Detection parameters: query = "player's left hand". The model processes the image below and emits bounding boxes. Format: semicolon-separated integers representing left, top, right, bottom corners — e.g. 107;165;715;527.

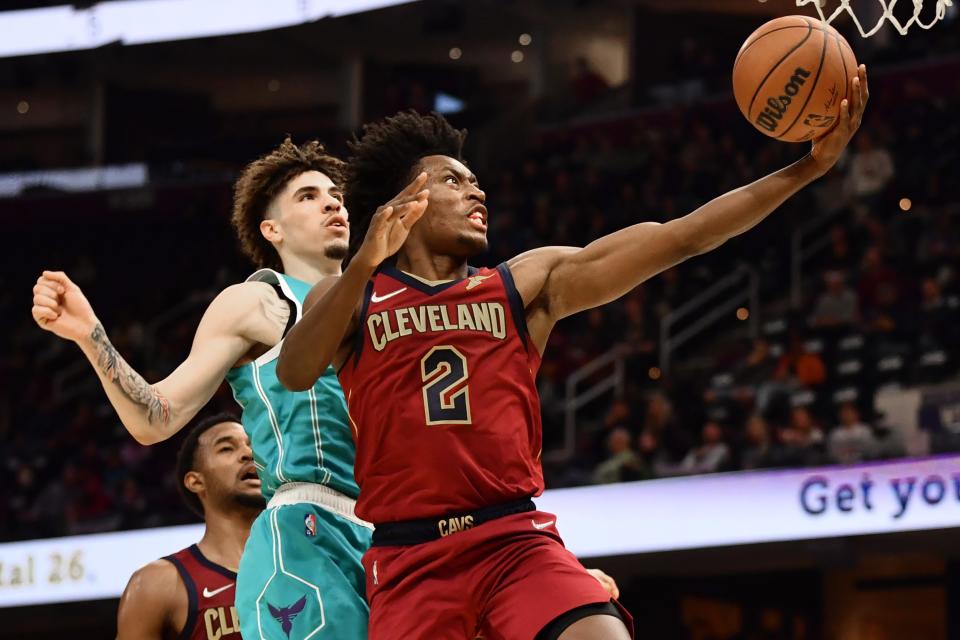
586;568;620;599
810;64;868;173
353;173;429;270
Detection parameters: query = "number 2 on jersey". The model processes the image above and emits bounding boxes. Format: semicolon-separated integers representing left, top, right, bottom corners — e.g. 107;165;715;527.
421;346;472;425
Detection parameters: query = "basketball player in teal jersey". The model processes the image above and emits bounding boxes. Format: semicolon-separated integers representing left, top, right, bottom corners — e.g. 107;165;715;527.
29;139;427;640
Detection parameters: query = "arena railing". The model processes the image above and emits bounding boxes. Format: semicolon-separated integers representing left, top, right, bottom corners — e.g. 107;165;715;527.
659;264;759;375
543;345;628;463
790;206;847;307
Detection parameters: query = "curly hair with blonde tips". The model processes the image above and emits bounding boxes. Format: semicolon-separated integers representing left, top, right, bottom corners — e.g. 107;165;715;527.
231;138;346;271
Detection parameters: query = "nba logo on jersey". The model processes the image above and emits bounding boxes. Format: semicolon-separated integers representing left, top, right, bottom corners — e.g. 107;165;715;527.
304;514;316;537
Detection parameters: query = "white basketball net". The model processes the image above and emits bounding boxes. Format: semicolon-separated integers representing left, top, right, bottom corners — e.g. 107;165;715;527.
779;0;953;36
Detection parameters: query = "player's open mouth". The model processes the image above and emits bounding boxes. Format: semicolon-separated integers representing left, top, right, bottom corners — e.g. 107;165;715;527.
467;206;487;231
239;468;261;485
326;214;349;229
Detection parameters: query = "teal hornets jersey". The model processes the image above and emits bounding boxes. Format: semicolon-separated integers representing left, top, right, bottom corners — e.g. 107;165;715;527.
225;269;359;501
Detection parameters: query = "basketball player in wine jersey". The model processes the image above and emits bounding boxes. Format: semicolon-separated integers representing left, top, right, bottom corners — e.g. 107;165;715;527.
279;67;867;640
277;66;866;640
117;414;262;640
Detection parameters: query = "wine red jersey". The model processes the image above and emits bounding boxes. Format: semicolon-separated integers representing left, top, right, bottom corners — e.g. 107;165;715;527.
164;545;241;640
339;263;543;524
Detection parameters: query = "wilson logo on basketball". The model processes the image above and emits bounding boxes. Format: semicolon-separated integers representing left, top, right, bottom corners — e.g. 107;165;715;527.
754;67;812;133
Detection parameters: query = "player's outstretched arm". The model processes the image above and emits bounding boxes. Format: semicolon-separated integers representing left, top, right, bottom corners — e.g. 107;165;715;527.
32;272;271;444
514;66;868;330
116;560;183;640
278;175;428;390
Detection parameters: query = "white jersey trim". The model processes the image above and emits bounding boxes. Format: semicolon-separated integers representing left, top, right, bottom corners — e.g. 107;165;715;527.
246;269;302;367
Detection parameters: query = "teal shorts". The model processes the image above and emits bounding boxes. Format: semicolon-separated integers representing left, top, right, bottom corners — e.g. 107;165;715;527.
236;503;372;639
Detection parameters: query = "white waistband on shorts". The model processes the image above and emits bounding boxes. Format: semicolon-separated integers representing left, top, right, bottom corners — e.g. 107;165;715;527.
267;482;373;530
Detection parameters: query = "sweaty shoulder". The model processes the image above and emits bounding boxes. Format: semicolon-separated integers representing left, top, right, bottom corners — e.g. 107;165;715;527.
117;558;185;636
505;246;580;353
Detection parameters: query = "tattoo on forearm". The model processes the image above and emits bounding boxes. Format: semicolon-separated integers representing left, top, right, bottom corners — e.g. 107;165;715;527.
90;323;171;425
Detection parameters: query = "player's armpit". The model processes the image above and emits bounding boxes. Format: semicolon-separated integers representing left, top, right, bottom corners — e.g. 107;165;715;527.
279;264;370;390
116;560;184;640
506;246;579;352
506;246;578;308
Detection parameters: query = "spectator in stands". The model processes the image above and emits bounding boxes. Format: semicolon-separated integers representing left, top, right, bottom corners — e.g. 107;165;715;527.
736;339;777;387
645;391;697;468
828;402;877;464
7;464;40;539
844;131;895;202
622;293;656;360
870;410;907;461
740;414;772;470
919;277;952;347
642;391;675;434
654;267;686;318
773;406;827;468
811;270;860;328
677;421;731;475
858;246;903;334
917;210;959;270
775;334;827;388
68;464;115;534
788;406;825;448
821;224;859;273
585;397;638;464
701;384;744;433
625;428;660;481
26;465;73;538
117;477;150;530
732;339;789;415
603;399;634;431
593;427;640;484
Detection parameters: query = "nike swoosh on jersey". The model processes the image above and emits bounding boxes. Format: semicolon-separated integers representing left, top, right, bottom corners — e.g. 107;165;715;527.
531;519;555;530
202;583;235;598
370;288;407;303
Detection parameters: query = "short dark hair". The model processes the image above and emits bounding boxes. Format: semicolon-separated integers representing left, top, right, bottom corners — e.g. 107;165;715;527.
175;412;241;517
231;138;346;271
345;110;466;257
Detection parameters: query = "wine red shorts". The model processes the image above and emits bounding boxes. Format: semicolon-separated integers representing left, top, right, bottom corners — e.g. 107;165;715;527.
363;509;633;639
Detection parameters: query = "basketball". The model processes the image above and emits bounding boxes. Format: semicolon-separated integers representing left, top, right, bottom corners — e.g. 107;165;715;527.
733;15;858;142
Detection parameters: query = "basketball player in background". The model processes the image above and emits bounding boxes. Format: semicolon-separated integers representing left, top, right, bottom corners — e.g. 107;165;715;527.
278;65;868;639
117;414;261;640
30;139;428;639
